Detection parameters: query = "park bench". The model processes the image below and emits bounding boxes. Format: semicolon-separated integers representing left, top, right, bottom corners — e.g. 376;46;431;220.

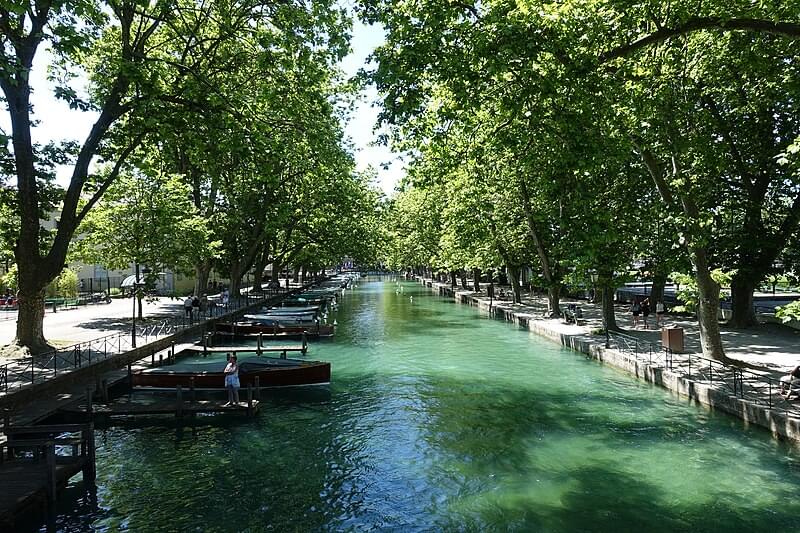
563;304;585;326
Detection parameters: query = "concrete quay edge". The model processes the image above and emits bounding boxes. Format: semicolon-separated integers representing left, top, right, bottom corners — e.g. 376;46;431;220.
416;276;800;445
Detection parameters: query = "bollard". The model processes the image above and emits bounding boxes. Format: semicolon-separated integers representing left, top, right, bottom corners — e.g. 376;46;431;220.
84;422;97;482
254;376;261;401
176;385;183;418
159;353;163;366
190;377;196;403
46;440;57;504
86;387;94;417
301;332;308;355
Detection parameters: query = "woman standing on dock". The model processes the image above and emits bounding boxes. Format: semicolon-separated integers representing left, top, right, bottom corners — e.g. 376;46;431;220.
224;354;240;406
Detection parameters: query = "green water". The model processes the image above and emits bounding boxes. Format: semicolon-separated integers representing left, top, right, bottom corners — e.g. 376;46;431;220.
49;279;800;531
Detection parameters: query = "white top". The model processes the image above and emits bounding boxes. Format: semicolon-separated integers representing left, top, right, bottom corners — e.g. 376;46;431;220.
224;362;238;378
656;302;665;313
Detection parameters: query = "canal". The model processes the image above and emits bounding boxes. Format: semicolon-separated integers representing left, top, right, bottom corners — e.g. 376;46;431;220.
48;278;800;531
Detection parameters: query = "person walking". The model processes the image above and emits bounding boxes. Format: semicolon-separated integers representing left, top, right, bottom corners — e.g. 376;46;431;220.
630;298;641;328
184;294;194;319
641;297;651;329
655;300;666;327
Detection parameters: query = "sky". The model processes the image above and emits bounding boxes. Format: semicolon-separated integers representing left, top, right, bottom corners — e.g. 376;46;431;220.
10;13;403;196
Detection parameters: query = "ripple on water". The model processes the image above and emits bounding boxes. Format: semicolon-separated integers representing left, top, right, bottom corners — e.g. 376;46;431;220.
38;280;800;532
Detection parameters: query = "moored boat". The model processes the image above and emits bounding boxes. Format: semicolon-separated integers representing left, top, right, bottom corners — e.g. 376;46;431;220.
215;321;335;337
132;356;331;389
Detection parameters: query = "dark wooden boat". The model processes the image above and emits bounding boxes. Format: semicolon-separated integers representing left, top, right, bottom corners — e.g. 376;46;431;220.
215;321;335;337
132;356;331;389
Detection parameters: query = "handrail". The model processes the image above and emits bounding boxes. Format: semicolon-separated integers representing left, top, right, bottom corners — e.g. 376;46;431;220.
605;330;791;415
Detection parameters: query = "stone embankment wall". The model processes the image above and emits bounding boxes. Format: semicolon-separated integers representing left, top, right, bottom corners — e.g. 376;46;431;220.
416;276;800;444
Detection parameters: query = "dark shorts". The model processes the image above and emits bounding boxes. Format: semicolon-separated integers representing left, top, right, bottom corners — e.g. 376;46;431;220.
632;311;641;316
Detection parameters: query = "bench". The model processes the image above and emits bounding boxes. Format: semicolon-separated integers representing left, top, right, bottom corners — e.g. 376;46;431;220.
563;305;585;326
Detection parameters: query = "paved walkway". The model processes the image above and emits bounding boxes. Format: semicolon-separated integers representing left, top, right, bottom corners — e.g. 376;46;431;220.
450;279;800;374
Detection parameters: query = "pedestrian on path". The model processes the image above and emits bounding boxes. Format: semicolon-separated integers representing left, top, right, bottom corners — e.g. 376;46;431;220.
655;300;666;327
780;365;800;399
631;299;641;328
184;295;193;319
641;298;651;329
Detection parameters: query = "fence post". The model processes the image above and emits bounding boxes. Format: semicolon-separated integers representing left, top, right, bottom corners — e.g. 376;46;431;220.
769;378;773;409
688;354;691;380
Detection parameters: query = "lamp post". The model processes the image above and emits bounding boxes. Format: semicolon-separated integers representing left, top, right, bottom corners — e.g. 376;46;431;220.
131;264;151;348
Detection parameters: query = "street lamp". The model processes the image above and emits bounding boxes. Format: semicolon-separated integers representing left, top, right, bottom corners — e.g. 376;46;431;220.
127;263;151;348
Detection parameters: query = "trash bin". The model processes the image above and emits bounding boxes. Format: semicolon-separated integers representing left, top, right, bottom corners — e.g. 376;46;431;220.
661;327;684;352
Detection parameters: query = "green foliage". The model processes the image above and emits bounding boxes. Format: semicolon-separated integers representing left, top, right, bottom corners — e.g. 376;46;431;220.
776;301;800;324
1;264;17;291
74;166;219;280
45;269;79;298
670;270;734;313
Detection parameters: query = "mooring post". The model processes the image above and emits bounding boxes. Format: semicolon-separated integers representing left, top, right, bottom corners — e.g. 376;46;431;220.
159;353;163;366
301;332;308;355
257;333;263;356
190;377;196;403
127;363;132;386
86;387;94;418
101;379;109;403
84;422;96;483
247;385;253;416
151;351;155;366
203;335;208;356
176;385;183;418
254;376;261;401
46;440;57;504
3;409;11;461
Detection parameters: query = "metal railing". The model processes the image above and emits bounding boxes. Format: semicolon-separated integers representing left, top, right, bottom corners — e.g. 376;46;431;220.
606;330;792;416
0;286;304;394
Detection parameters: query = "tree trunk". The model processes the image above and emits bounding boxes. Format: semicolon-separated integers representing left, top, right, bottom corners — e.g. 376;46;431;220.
602;284;619;331
251;252;268;293
194;261;212;296
137;293;143;319
271;262;282;283
473;268;481;292
547;284;561;317
460;270;468;289
729;274;758;328
450;271;457;288
15;286;48;353
650;271;667;308
508;264;522;303
693;250;728;361
293;266;300;283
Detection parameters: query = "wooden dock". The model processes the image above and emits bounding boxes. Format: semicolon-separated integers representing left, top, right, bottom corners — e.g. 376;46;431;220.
61;399;260;419
61;382;262;420
0;421;95;529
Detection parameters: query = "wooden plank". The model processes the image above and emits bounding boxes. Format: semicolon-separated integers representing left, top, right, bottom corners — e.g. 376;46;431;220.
61;400;260;417
184;345;304;353
0;459;85;524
